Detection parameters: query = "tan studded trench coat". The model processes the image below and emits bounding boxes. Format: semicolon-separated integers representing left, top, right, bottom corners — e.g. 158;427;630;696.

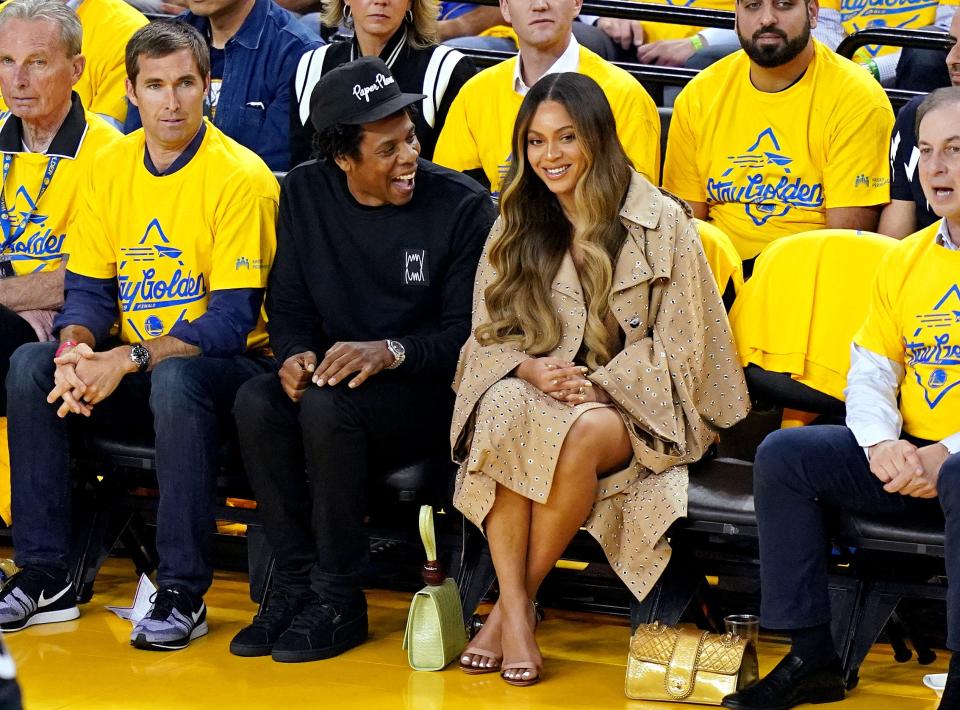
450;171;750;602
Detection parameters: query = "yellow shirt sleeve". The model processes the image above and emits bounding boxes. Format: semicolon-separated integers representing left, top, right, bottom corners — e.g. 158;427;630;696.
208;171;279;292
662;87;704;201
67;159;117;280
823;104;894;209
612;81;661;184
432;89;482;175
853;250;903;362
85;56;131;126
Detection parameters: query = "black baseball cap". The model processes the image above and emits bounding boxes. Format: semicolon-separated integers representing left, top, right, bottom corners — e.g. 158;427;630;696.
309;57;425;134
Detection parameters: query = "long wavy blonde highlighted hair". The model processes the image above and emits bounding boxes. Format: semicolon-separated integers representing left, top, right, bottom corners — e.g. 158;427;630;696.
475;73;633;369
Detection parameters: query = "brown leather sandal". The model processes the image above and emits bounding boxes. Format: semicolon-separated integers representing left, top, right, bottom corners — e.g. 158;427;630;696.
500;661;542;687
459;646;502;674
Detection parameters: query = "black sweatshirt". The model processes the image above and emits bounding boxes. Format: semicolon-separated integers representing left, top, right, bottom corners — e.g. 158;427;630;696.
267;158;496;383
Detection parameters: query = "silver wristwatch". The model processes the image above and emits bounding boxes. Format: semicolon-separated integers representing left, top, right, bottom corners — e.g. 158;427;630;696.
130;342;151;372
385;339;405;369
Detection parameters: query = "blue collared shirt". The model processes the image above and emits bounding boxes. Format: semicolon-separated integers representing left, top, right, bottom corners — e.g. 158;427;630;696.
124;0;321;171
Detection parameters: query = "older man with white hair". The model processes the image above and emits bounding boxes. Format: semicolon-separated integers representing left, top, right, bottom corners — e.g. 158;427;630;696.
0;0;119;419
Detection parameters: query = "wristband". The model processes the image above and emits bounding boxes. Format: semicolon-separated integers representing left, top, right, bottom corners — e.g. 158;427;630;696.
690;34;704;51
55;340;79;358
862;58;880;81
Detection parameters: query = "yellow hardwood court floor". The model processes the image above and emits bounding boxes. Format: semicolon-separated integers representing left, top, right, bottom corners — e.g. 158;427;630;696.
2;558;948;709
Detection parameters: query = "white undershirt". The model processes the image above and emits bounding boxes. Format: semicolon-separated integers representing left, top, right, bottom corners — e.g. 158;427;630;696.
512;36;581;96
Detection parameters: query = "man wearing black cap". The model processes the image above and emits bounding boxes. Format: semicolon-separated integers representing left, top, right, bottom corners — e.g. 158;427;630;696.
230;57;496;663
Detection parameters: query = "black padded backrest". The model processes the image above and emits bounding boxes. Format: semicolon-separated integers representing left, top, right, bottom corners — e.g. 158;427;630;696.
744;365;846;417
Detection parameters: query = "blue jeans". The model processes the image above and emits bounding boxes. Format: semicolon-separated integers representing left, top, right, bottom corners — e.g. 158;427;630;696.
754;424;960;649
6;341;270;599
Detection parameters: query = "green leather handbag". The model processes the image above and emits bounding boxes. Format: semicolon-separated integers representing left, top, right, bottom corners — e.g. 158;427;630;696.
402;505;467;671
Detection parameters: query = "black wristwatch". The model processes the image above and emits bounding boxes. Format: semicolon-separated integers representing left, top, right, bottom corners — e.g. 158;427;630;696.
129;343;151;372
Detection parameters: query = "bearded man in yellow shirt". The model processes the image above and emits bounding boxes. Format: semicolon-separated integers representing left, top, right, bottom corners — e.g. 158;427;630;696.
664;0;894;266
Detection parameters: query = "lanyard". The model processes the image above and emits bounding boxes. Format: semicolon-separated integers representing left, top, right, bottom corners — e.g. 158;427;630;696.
0;151;61;254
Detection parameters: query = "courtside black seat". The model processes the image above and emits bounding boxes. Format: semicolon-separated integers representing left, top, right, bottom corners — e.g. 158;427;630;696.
841;512;945;555
685;457;757;534
836;509;946;686
71;427;258;602
378;454;455;504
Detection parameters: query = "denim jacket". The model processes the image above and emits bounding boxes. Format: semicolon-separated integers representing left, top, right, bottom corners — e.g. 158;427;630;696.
125;0;321;171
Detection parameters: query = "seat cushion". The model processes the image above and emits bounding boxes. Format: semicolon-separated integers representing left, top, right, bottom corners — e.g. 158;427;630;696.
686;457;756;527
380;454;454;496
839;511;945;554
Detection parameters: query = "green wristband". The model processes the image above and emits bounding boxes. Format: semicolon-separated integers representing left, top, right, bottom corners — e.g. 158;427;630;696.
863;58;880;81
690;34;704;51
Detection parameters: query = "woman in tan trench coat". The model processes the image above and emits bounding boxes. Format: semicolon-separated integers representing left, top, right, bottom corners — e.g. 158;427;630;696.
451;73;750;686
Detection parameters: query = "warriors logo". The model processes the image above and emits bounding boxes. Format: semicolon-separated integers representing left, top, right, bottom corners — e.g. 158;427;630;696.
706;128;824;227
906;284;960;409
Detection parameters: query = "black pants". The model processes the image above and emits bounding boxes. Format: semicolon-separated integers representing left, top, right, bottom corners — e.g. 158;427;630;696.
754;424;960;649
234;372;454;605
0;306;38;416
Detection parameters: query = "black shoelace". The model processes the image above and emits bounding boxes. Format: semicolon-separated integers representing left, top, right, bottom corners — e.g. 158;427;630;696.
286;598;339;635
147;587;191;621
254;590;303;627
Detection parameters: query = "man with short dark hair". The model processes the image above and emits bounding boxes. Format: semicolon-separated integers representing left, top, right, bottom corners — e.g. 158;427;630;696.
664;0;894;264
1;19;278;652
124;0;321;171
230;57;494;662
721;86;960;710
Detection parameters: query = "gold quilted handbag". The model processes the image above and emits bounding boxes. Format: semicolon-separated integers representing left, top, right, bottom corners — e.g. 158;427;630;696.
402;506;467;670
625;621;759;704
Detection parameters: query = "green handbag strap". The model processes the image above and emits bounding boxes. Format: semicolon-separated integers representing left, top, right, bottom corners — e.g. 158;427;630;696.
419;505;437;561
419;505;444;586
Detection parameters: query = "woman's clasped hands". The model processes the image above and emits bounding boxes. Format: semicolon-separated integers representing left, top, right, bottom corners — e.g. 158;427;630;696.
514;356;610;405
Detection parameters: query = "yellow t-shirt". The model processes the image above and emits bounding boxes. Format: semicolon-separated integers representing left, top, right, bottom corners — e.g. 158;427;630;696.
0;103;119;275
69;121;278;350
855;223;960;441
0;0;147;125
433;45;660;195
640;0;736;44
663;40;893;260
819;0;950;59
730;229;894;401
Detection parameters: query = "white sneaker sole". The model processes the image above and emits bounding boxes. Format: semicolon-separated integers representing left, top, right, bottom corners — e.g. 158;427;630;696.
2;606;80;633
132;621;209;651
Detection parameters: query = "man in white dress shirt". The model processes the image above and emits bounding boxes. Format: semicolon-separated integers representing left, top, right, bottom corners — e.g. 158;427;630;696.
723;86;960;710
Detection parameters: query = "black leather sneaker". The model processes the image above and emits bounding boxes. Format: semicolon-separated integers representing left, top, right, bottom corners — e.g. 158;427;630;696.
721;654;845;710
230;588;307;657
271;595;368;663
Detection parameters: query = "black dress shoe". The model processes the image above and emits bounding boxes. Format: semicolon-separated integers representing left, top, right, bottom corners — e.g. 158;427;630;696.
721;654;845;710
